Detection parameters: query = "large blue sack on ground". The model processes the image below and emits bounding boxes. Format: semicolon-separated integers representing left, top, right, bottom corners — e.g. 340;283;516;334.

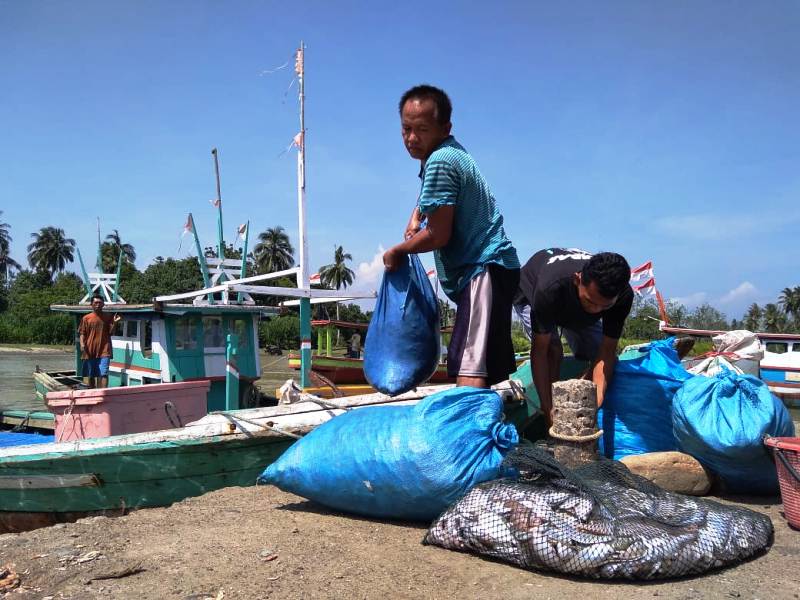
673;371;795;494
598;338;692;460
364;253;439;396
257;386;519;521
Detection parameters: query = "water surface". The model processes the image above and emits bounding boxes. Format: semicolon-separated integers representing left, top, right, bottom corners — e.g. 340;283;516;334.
0;351;74;412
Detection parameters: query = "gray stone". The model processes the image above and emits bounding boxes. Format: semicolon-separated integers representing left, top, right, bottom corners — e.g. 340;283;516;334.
620;451;712;496
551;379;599;468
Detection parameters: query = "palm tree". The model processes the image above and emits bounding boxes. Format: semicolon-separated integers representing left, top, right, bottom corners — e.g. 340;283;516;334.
319;245;355;336
743;303;762;332
762;303;788;333
105;229;137;265
27;226;76;277
253;226;294;273
0;211;21;282
778;286;800;322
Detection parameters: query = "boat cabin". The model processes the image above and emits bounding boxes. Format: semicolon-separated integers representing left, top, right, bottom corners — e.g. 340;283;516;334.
49;303;278;411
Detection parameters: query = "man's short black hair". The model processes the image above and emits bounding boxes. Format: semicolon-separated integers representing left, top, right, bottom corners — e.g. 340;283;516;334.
399;85;452;126
581;252;631;299
91;293;104;303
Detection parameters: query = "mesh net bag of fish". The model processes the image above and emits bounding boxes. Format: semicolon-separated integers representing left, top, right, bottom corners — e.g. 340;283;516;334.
424;446;773;580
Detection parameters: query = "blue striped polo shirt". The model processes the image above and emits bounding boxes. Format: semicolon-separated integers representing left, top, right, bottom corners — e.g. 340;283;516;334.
417;136;519;302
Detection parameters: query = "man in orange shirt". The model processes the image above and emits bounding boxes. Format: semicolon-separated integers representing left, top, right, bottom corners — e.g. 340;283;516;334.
78;294;121;388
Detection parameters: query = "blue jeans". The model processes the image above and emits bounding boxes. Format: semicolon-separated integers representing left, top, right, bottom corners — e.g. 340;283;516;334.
82;357;110;378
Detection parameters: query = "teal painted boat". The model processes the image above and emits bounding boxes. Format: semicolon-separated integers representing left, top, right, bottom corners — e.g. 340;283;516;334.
0;381;530;533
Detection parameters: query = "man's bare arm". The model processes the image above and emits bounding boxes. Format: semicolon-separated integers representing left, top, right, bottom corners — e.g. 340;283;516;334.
531;332;553;428
384;205;455;270
592;336;619;407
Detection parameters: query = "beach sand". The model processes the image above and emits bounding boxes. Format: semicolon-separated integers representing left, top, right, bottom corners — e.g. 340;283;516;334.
0;485;798;599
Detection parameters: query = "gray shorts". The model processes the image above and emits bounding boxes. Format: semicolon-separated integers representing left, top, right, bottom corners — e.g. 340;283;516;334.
513;303;602;362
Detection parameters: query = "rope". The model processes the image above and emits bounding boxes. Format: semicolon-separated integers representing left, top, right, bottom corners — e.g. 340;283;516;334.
548;427;604;443
164;401;183;428
57;391;77;443
217;412;303;440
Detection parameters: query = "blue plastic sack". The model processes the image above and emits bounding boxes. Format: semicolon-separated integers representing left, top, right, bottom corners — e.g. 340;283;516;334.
673;371;795;494
598;338;692;460
364;254;439;396
258;386;518;521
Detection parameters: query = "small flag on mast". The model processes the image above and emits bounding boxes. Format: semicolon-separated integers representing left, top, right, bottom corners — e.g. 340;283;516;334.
629;261;654;283
633;277;657;297
209;198;221;208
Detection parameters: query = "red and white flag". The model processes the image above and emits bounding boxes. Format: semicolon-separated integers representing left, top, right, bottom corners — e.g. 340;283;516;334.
633;277;657;297
629;261;654;283
182;214;193;236
209;198;221;208
309;272;320;283
235;223;247;244
426;268;436;278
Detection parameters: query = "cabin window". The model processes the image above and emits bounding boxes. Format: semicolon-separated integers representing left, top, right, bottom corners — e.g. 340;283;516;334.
792;344;800;353
142;320;153;358
126;320;139;339
111;320;123;336
174;317;197;351
766;342;788;354
232;318;250;349
203;316;225;348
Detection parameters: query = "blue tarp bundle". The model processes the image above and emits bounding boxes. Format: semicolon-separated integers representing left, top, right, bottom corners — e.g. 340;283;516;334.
258;387;519;521
363;254;440;396
598;338;692;460
673;371;795;494
0;431;55;448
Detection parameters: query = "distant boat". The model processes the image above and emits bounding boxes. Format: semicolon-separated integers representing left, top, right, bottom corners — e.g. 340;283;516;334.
660;325;800;407
287;319;527;389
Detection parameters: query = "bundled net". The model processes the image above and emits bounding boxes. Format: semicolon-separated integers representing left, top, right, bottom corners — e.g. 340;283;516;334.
424;446;773;580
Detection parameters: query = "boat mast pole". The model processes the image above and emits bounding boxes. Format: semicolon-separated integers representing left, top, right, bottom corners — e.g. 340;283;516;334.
237;220;250;303
96;217;103;271
212;148;225;276
76;248;93;299
296;41;312;389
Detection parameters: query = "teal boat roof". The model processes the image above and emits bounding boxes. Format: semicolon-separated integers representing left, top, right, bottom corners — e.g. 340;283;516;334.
50;303;279;318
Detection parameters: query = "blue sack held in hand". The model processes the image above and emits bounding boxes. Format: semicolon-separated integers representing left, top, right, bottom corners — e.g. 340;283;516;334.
364;254;440;396
598;337;692;460
257;386;519;521
673;370;795;494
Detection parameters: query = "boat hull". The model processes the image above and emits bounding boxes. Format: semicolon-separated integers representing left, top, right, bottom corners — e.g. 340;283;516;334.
0;433;293;533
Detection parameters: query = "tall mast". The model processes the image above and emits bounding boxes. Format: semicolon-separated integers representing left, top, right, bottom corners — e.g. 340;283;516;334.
212;147;225;269
96;217;103;271
296;42;309;289
295;41;312;389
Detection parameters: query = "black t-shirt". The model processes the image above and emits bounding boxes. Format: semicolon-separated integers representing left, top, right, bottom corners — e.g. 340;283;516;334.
514;248;633;339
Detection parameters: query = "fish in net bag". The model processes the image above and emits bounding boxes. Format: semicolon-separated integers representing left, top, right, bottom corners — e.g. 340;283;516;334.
424;446;773;580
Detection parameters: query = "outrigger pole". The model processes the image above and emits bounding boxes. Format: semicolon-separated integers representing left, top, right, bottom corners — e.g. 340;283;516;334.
188;212;214;304
76;248;92;298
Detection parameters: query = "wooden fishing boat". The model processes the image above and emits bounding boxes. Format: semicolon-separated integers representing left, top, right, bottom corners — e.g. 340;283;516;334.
287;319;527;386
0;381;531;533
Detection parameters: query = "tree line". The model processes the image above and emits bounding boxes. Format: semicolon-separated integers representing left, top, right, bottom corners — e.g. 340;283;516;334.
0;213;367;346
2;212;798;347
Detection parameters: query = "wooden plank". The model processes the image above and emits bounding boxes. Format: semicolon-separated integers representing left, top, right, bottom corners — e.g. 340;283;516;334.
0;473;100;489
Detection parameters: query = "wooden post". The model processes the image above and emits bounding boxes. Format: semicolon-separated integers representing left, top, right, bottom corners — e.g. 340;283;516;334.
326;325;333;357
550;379;601;468
225;333;240;411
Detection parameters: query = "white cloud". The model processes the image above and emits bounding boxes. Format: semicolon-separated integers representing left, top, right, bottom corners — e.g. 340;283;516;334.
354;246;386;289
719;281;759;305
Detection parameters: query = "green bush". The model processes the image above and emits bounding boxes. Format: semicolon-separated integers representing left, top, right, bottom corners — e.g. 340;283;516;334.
258;315;300;350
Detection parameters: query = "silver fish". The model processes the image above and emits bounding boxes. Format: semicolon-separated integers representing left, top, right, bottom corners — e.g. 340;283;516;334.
424;477;773;580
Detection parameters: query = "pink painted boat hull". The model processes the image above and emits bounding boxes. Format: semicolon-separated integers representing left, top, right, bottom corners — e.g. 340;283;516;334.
46;381;211;441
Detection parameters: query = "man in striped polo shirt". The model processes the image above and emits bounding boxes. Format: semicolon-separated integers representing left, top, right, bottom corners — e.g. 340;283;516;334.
383;85;520;388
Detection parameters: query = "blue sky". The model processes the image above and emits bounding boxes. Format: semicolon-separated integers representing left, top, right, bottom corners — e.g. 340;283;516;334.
2;1;798;319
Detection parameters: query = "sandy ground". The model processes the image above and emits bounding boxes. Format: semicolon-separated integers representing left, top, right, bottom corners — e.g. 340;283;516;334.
1;485;799;600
